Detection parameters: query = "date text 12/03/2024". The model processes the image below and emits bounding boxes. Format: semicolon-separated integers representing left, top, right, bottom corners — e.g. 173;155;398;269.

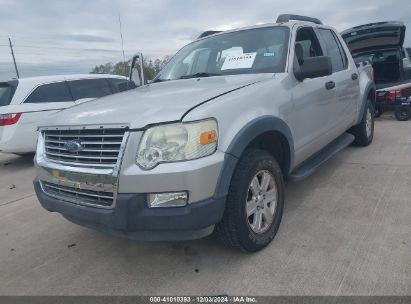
149;296;257;303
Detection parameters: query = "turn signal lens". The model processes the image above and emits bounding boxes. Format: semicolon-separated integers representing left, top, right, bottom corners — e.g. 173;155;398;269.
0;113;22;126
200;130;217;145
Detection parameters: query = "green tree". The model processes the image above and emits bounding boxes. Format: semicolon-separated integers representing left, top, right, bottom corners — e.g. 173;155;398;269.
90;56;170;80
90;62;114;74
113;61;130;76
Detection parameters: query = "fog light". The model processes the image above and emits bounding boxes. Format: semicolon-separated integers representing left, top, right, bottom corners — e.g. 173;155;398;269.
148;192;188;208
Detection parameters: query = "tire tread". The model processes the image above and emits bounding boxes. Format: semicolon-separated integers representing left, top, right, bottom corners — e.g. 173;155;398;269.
350;99;374;147
215;149;284;252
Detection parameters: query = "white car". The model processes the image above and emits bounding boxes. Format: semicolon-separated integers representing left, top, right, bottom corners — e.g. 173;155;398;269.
0;74;131;154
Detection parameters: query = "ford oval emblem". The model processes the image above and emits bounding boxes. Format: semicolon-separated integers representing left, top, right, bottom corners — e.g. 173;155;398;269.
64;140;83;153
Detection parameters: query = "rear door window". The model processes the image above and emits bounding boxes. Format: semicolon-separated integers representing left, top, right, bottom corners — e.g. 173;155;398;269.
67;78;112;100
317;29;347;72
0;82;18;106
25;82;73;103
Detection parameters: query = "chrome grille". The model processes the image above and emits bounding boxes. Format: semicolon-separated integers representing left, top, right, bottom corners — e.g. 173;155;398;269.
44;128;126;167
41;181;114;208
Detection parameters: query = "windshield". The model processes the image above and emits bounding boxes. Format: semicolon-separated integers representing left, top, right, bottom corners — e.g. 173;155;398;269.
155;26;290;82
0;82;18;107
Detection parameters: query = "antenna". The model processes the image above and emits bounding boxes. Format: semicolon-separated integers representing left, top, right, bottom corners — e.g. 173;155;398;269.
8;37;20;78
118;14;127;76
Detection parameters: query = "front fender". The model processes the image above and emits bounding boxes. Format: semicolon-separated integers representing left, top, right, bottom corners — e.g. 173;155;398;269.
213;116;294;199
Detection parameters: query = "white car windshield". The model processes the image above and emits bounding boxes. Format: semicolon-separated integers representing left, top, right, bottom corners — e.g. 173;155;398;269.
154;26;290;82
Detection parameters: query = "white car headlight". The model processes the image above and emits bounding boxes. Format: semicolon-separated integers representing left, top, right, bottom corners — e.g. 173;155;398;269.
136;119;218;169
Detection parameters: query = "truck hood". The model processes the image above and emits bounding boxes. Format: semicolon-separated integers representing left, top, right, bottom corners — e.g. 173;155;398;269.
42;74;271;129
342;22;406;54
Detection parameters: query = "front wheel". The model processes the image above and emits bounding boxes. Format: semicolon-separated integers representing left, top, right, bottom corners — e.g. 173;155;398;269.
215;150;285;252
395;107;411;121
349;99;374;147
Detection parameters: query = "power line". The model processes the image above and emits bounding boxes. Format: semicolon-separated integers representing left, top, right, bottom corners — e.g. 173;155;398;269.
10;44;125;53
1;37;127;54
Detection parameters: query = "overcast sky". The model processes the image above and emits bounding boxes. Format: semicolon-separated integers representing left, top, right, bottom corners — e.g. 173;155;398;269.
1;0;410;79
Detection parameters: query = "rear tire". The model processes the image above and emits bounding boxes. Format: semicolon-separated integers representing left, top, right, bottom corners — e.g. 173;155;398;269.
215;149;285;253
395;107;411;121
374;105;383;118
349;99;374;147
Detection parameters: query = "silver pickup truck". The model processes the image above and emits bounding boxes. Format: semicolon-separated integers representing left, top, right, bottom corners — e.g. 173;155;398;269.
34;14;376;252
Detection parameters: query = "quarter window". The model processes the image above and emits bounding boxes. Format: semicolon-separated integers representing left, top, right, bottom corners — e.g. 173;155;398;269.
0;82;17;107
317;29;347;72
25;82;73;103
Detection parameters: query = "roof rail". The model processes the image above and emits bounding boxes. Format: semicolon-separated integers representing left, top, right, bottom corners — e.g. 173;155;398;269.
276;14;322;25
197;31;222;39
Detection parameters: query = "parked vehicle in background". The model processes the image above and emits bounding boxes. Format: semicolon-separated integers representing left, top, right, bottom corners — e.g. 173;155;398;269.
402;47;411;72
342;22;411;120
342;22;410;88
375;83;411;121
34;15;375;252
0;74;132;154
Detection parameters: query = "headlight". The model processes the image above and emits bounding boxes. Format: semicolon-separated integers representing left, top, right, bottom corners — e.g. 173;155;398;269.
136;119;218;169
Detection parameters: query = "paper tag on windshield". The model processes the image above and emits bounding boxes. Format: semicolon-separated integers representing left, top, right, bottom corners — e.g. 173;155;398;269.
221;52;257;70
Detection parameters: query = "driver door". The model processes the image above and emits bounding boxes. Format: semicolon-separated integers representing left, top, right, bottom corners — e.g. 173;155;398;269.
289;26;337;164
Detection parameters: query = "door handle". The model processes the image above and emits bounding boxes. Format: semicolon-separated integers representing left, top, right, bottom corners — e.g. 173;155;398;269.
352;73;359;80
325;81;335;90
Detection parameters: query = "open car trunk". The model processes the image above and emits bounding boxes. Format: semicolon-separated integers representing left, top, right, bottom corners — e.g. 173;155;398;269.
355;48;402;87
342;22;407;89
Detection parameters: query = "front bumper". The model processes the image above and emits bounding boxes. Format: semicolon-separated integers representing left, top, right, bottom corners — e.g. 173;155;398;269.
34;129;227;240
34;179;225;240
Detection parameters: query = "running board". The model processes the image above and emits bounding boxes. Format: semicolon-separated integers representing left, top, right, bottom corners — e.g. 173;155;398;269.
288;133;355;182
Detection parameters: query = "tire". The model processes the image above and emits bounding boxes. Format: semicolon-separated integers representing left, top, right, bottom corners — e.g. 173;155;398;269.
395;107;411;121
374;105;383;118
215;149;285;252
349;99;374;147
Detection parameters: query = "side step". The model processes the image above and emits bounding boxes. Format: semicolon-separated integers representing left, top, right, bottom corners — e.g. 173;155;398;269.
288;133;355;182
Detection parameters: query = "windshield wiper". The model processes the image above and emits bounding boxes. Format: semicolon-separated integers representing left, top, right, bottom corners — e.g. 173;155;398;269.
180;72;222;79
151;77;170;83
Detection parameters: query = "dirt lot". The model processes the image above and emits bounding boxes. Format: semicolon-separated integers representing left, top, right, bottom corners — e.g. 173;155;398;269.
0;113;410;296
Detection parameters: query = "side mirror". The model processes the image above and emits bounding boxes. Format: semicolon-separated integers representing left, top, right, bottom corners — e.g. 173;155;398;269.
294;56;332;82
129;52;145;87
